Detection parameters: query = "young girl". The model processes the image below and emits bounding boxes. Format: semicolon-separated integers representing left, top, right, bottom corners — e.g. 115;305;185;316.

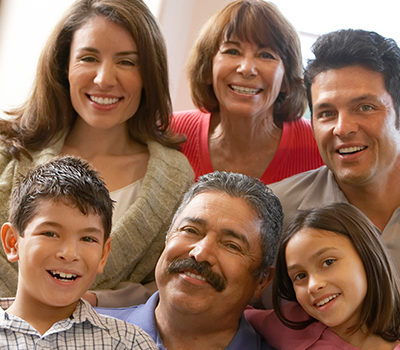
245;203;400;349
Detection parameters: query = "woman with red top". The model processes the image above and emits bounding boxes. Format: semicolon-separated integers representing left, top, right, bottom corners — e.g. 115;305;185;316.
173;0;323;184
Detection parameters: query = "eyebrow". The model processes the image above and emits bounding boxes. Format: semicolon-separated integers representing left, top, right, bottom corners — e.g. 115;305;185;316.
350;94;379;104
180;216;250;248
221;40;241;46
36;221;103;235
287;246;339;271
313;94;379;111
76;47;139;57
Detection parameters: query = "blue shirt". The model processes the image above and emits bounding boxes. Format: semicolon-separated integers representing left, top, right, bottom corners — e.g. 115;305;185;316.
96;292;274;350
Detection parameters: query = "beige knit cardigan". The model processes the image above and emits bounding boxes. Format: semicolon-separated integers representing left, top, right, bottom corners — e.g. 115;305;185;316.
0;134;194;296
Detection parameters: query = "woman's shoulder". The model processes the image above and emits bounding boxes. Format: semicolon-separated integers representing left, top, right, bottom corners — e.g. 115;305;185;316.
283;117;313;133
146;140;194;182
172;109;210;134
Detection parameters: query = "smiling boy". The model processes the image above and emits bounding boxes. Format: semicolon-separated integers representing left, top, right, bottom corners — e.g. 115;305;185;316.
0;156;156;349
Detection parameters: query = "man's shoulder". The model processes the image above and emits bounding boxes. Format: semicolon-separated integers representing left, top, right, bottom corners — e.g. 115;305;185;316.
95;292;158;326
228;314;275;350
95;303;145;323
269;166;335;228
269;166;329;198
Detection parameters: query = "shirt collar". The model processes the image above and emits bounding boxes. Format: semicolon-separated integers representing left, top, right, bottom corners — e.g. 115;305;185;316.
297;166;348;210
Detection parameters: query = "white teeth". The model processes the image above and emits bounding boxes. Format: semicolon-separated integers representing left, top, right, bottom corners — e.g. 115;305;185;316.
184;271;206;281
338;146;366;154
90;96;119;105
230;85;260;95
316;293;339;307
51;271;77;280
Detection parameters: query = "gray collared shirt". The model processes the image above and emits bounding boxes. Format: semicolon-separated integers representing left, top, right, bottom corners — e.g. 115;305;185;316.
270;165;400;272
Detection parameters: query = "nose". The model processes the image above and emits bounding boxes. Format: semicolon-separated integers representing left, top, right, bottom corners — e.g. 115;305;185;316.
189;236;217;266
93;61;117;88
308;273;326;294
333;111;359;137
56;238;79;262
236;55;257;78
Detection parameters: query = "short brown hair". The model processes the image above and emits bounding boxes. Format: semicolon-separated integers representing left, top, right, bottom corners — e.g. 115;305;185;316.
187;0;306;125
1;0;181;158
273;203;400;341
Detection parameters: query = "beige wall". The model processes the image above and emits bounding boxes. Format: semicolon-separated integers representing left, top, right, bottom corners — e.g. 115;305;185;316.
0;0;231;113
158;0;232;111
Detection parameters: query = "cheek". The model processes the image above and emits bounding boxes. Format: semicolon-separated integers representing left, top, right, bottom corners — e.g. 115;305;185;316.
293;285;309;307
124;70;143;93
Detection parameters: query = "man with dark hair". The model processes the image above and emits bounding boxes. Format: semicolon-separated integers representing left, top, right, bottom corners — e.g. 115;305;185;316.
269;29;400;272
97;171;283;350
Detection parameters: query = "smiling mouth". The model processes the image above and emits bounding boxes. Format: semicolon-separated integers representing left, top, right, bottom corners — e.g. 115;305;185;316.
230;85;261;95
183;271;207;282
88;95;120;105
338;146;367;155
48;270;78;282
314;293;340;307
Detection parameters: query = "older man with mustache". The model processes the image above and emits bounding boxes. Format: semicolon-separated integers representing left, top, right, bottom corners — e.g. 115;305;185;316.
96;171;283;350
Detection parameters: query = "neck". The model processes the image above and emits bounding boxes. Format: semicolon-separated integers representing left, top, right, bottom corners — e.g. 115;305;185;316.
7;291;78;335
208;111;282;178
337;168;400;231
210;109;281;151
64;118;141;157
155;301;239;350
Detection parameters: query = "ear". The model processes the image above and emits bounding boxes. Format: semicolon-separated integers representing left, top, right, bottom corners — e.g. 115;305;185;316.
97;237;111;274
1;223;20;262
252;266;274;300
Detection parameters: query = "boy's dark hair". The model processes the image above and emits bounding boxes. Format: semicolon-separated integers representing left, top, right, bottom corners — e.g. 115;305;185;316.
8;156;113;240
304;29;400;127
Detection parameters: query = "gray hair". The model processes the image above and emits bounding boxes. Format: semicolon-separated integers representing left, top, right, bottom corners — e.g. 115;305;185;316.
169;171;283;277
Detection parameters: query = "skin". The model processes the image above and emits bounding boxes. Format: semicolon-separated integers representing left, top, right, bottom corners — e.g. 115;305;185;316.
1;199;111;335
311;65;400;189
286;228;367;339
68;15;143;132
212;38;285;121
63;15;149;192
311;65;400;230
208;38;285;178
154;191;269;349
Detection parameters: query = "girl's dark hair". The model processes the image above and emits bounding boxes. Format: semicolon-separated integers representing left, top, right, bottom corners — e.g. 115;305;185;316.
273;203;400;341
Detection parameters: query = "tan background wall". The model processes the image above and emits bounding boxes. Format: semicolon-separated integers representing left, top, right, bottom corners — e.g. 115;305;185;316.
0;0;399;113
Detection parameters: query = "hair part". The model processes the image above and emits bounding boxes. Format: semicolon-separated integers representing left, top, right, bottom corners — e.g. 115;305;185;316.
1;0;182;159
8;156;114;240
187;0;306;126
304;29;400;128
169;171;283;278
273;203;400;341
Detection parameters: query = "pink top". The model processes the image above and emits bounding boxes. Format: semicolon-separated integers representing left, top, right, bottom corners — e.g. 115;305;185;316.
172;110;323;183
245;303;400;350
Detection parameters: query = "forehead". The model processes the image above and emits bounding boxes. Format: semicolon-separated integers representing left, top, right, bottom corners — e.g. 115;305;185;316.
173;191;261;239
25;198;104;234
311;65;390;107
71;15;136;51
286;227;357;262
